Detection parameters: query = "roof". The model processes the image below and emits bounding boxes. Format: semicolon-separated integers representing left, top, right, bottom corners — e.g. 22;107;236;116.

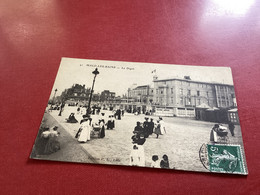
153;77;233;87
206;107;220;111
196;103;211;109
135;85;149;89
228;108;238;112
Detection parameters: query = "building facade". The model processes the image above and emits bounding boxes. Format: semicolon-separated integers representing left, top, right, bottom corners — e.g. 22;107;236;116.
66;84;91;101
100;90;116;103
122;85;154;114
153;77;236;117
128;85;153;104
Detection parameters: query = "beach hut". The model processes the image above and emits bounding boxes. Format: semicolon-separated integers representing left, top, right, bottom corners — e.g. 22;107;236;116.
205;107;220;122
195;103;210;121
228;108;240;125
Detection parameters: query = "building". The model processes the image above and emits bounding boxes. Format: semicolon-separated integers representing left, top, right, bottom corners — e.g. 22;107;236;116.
65;84;91;102
121;85;154;114
100;90;116;102
153;76;236;117
128;85;153;104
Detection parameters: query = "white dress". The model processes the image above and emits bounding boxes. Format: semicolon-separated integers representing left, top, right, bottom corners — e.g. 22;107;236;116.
78;120;91;142
151;160;160;168
129;145;145;166
159;120;166;134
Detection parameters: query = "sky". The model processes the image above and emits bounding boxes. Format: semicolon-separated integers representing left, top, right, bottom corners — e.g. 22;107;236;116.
49;58;234;98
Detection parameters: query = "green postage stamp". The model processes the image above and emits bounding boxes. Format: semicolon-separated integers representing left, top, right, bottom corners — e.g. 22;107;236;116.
207;144;246;174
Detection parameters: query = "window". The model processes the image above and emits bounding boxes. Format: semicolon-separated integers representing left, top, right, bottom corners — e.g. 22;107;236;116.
221;99;226;107
171;88;173;94
180;97;183;105
161;90;163;94
180;88;183;95
187;90;191;95
156;89;158;94
178;108;186;116
230;113;237;122
171;97;174;103
197;91;200;96
187;108;195;117
188;97;191;105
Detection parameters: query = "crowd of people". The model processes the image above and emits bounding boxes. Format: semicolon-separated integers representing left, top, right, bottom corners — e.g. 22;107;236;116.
132;117;166;139
74;114;106;143
64;106;171;168
129;116;170;169
72;108;119;143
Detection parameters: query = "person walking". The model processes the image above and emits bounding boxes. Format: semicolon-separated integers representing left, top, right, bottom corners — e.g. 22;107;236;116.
133;121;143;134
154;120;161;139
107;115;113;130
210;124;219;143
228;122;235;136
159;117;166;134
77;115;92;143
99;113;106;138
143;117;149;138
148;118;155;135
117;109;121;120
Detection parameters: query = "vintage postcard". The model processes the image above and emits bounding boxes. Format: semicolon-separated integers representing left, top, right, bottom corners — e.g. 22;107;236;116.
30;58;248;175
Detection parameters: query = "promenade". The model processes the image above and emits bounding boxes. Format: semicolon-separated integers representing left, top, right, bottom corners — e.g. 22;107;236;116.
44;106;243;171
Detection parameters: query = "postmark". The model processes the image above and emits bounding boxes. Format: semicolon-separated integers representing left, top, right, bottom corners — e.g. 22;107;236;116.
199;143;210;170
199;144;246;174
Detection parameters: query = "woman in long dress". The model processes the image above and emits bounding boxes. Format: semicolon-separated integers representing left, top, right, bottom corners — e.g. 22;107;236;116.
210;124;219;143
42;126;60;154
159;117;166;134
154;120;161;139
129;144;145;166
99;113;106;138
99;119;105;138
78;115;91;143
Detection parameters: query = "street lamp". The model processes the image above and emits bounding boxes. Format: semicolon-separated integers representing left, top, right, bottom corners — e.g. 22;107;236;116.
51;89;57;109
86;68;99;115
53;89;57;103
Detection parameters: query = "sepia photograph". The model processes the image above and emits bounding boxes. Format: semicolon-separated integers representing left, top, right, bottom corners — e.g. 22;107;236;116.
30;58;248;175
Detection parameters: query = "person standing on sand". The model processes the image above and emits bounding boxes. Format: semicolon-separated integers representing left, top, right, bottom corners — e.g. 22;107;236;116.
228;122;235;136
159;117;166;134
151;155;160;168
154;120;161;139
77;115;92;143
148;118;154;135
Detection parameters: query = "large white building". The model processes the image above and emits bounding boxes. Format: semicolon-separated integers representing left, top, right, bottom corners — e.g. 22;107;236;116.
153;76;236;117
